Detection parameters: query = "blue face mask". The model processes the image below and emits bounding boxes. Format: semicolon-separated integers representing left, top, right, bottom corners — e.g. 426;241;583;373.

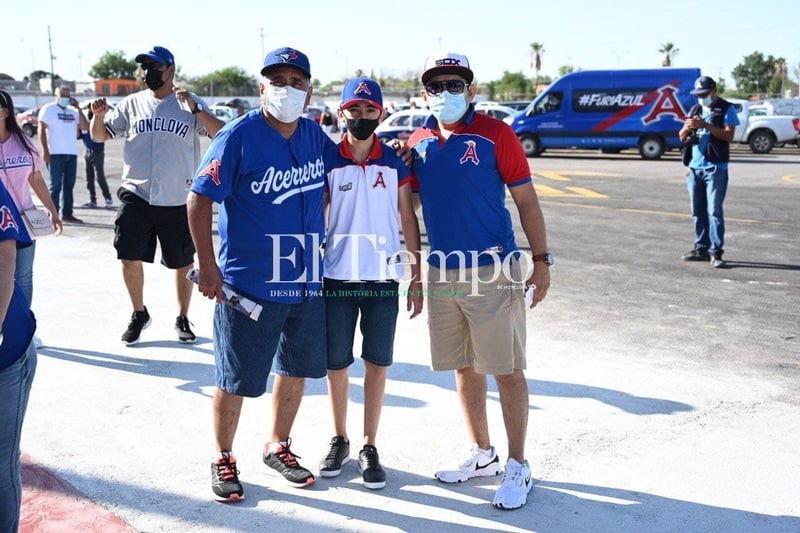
429;91;468;123
58;97;71;108
698;95;712;107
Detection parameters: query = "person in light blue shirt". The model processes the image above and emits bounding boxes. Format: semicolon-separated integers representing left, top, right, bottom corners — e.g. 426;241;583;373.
679;75;739;268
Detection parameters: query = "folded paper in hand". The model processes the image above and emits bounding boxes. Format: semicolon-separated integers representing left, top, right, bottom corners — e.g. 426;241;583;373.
186;269;262;321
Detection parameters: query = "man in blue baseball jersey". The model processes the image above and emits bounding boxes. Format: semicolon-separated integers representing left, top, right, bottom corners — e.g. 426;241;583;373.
188;46;335;502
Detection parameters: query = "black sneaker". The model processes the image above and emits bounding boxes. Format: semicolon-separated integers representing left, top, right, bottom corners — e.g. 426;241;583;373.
710;252;727;268
211;452;244;502
319;436;350;477
682;248;710;261
175;315;197;344
263;439;315;488
358;445;386;490
121;307;151;345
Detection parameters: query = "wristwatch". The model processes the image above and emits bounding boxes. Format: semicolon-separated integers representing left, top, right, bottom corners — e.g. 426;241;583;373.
192;103;204;114
532;251;554;266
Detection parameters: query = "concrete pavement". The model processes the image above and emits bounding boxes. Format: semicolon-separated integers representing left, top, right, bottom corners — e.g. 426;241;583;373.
17;139;800;532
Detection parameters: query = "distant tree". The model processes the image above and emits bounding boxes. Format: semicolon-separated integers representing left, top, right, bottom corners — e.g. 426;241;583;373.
529;42;545;95
0;73;13;80
89;51;137;80
659;42;679;67
493;71;532;100
558;65;575;77
732;51;782;95
193;67;258;97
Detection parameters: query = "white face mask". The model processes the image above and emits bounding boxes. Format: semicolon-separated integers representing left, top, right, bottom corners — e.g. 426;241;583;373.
699;95;713;107
266;85;308;123
428;91;468;123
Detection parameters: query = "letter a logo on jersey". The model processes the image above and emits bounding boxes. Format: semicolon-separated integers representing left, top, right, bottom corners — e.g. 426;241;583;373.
460;140;480;166
0;205;19;231
373;171;386;188
198;159;222;186
642;85;684;125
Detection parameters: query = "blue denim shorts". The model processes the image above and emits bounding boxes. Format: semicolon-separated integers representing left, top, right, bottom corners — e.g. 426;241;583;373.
324;278;399;370
213;290;327;397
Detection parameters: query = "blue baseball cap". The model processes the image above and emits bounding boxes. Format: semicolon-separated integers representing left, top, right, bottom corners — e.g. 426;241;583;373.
690;76;717;95
135;46;175;66
261;47;311;79
341;77;383;109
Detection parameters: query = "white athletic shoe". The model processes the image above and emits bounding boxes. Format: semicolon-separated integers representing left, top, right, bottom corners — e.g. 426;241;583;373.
434;445;503;483
492;458;533;510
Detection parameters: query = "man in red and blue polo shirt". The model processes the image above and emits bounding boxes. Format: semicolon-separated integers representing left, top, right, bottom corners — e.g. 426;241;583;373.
408;52;551;511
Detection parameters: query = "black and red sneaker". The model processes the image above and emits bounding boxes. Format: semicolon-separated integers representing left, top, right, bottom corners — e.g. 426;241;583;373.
263;439;315;488
211;452;244;502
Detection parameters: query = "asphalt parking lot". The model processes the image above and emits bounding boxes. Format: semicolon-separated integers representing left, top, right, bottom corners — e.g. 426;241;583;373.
19;135;800;532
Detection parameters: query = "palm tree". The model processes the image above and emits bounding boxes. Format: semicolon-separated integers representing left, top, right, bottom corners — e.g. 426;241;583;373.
659;42;679;67
530;42;545;94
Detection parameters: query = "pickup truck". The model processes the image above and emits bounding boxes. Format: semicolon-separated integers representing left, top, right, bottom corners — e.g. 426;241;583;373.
726;98;800;153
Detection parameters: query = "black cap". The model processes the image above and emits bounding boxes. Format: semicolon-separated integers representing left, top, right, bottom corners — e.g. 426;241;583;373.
690;76;717;95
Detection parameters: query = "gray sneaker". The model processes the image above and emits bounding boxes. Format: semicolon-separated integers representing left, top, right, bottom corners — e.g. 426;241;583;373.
710;252;727;268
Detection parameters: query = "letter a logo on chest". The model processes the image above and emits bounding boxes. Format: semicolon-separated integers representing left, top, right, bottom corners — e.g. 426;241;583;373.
373;171;386;188
460;140;480;166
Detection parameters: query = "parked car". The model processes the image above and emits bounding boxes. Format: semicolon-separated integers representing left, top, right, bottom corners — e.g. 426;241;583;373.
16;107;41;137
374;109;431;144
475;105;518;122
209;104;239;123
726;97;800;153
304;104;325;123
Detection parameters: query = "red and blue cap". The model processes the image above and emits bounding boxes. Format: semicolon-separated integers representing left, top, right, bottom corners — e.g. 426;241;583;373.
340;77;383;109
135;46;175;66
261;47;311;79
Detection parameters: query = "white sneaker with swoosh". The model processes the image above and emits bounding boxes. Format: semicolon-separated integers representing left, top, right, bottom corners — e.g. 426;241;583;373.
434;445;502;483
492;458;533;510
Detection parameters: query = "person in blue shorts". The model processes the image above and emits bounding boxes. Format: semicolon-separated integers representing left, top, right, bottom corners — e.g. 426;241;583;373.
0;180;37;532
188;46;335;502
408;52;551;510
317;77;423;490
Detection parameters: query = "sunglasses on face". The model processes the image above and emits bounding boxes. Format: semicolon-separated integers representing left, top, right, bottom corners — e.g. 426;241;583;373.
425;80;468;96
143;62;167;71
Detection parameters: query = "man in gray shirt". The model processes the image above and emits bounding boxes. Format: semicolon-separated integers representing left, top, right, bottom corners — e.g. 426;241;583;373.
90;45;224;345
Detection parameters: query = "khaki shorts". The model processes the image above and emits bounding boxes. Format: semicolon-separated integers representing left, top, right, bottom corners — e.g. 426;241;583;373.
426;257;526;375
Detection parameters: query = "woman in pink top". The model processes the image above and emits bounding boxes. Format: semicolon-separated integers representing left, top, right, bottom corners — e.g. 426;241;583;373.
0;90;62;307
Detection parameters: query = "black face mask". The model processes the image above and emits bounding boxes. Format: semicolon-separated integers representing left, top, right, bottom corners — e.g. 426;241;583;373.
144;68;165;91
345;118;380;141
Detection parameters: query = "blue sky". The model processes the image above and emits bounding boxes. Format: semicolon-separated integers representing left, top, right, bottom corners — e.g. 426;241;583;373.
5;0;799;89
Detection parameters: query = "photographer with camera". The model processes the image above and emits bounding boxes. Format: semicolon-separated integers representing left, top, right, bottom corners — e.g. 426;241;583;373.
678;76;739;268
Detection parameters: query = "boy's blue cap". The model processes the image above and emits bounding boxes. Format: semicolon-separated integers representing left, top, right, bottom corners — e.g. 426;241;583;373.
341;77;383;109
135;46;175;65
261;47;311;79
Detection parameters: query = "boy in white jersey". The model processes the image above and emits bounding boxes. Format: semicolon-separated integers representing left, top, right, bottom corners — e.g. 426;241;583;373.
319;77;423;489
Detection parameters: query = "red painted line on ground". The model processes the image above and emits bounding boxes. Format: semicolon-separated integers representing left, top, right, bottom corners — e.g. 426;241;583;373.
20;453;135;533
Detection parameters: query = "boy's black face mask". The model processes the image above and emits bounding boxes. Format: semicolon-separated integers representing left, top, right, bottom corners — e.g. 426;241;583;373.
345;118;380;140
